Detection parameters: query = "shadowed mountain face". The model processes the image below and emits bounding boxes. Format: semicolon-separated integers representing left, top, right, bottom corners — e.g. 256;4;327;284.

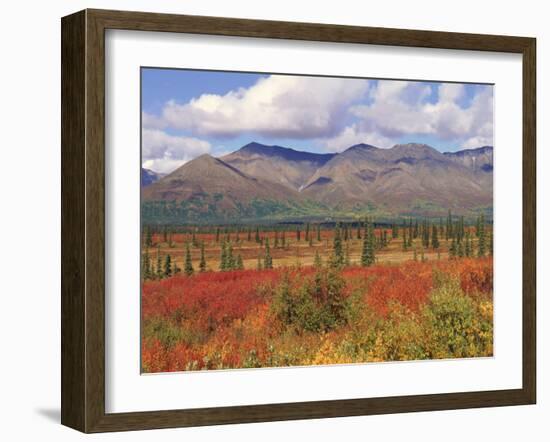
142;143;493;223
141;168;163;187
222;142;335;191
444;146;494;172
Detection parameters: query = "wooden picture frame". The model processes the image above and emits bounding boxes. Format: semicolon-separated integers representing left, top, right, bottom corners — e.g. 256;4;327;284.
61;8;536;433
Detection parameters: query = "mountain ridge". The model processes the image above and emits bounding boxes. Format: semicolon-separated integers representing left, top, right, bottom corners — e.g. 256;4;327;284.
142;142;493;223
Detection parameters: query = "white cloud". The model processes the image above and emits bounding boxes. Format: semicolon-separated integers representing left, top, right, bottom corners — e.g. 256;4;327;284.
349;81;493;146
157;75;370;139
142;129;211;174
142;158;187;175
323;124;395;151
461;132;494;149
144;77;493;156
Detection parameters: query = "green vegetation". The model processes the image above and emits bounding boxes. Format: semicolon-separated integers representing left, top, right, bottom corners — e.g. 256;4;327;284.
141;196;493;225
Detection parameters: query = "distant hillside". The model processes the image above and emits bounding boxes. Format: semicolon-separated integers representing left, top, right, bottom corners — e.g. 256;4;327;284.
444;146;493;172
142;142;493;224
301;143;492;213
141;154;324;223
141;168;164;187
222;142;335;191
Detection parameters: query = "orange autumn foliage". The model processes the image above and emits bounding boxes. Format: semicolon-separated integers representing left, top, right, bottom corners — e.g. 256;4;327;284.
142;257;493;372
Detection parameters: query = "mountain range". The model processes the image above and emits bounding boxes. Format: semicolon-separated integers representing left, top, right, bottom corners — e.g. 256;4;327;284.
141;142;493;224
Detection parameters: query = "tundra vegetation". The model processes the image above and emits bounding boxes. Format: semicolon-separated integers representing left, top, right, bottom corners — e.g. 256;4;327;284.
141;214;493;372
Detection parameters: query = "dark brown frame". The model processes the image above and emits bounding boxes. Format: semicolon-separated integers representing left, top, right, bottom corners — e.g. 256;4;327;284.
61;8;536;433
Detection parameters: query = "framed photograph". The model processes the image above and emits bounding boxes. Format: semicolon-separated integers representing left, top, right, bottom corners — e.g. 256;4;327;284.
61;9;536;433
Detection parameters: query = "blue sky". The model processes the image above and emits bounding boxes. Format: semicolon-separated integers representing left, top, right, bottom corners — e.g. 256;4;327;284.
141;68;493;174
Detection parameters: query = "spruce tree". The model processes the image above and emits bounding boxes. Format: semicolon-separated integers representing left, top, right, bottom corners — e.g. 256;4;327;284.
247;227;252;242
431;224;440;249
361;225;369;266
215;227;220;243
449;237;457;259
236;254;244;270
465;232;471;257
156;246;163;279
164;254;172;278
361;219;375;266
313;253;323;299
219;242;227;271
317;224;321;242
422;221;430;248
333;224;344;267
264;238;273;269
184;244;194;276
305;223;310;242
296;226;301;242
478;214;486;257
457;239;464;258
199;242;206;272
226;243;235;270
255;227;260;243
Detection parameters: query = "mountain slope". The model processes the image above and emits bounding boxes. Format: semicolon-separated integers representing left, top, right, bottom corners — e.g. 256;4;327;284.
141;154;319;222
142;154;302;203
300;143;492;212
142;143;493;222
222;142;335;191
443;146;493;171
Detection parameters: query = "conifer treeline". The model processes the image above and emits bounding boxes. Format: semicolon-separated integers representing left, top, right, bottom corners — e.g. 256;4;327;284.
141;211;492;280
142;245;181;281
142;221;405;245
448;213;492;259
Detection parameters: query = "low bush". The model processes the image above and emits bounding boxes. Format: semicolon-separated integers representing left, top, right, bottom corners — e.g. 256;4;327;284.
141;258;493;372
